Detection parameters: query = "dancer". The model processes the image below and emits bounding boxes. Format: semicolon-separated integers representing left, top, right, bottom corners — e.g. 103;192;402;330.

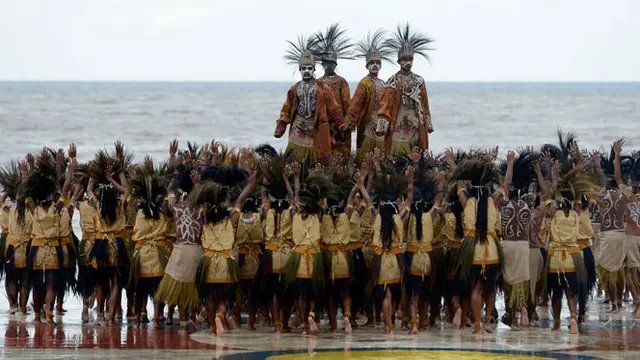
86;151;130;325
25;146;76;324
322;166;370;333
452;151;513;334
347;30;394;162
405;160;444;334
274;35;344;165
371;162;414;335
1;160;31;315
377;23;434;156
593;140;630;313
194;160;255;336
499;150;536;329
258;146;295;333
542;163;597;333
283;164;330;335
128;172;171;328
615;140;640;319
155;140;205;332
314;23;354;157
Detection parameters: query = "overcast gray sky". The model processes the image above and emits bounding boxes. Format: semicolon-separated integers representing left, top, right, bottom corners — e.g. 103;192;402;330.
1;0;638;82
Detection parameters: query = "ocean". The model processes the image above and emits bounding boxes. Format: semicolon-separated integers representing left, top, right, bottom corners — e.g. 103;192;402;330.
0;81;639;165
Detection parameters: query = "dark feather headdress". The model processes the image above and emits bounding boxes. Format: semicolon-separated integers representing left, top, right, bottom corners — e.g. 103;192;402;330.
630;152;640;185
178;142;202;167
540;129;577;176
25;150;58;203
188;180;229;210
284;34;321;68
88;150;119;183
355;28;394;65
552;167;599;202
298;171;335;213
449;158;501;188
0;161;22;199
499;149;539;193
313;23;355;63
258;145;291;201
129;174;166;220
598;142;633;187
385;22;435;62
372;160;410;203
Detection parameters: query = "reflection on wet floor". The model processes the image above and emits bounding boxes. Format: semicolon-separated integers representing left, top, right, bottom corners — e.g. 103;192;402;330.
1;286;640;360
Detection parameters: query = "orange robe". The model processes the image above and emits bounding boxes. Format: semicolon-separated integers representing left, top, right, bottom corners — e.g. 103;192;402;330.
377;72;432;152
318;75;351;156
345;75;379;149
278;80;342;161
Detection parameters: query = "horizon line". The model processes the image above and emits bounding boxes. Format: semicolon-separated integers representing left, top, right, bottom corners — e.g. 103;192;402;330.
1;79;639;84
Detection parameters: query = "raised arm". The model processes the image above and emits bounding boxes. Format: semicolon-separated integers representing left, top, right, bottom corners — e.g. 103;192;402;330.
494;151;515;204
613;139;625;187
534;160;550;200
232;174;257;226
105;166;127;194
401;166;414;220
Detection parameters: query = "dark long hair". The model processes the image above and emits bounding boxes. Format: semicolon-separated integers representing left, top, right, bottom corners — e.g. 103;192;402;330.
98;183;118;226
173;163;194;194
270;198;289;236
380;202;397;250
469;186;490;244
411;199;425;241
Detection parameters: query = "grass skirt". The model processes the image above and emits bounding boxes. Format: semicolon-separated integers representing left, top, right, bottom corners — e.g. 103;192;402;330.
285;143;317;167
88;237;130;288
155;273;200;311
26;244;65;291
504;281;530;310
137;276;162;300
351;249;369;310
0;232;7;273
4;243;29;283
326;277;352;303
582;246;597;293
283;252;325;303
458;237;504;295
128;243;169;289
596;264;625;291
200;283;236;304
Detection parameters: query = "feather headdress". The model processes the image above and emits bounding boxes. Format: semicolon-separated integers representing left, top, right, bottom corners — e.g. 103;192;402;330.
313;23;354;63
385;22;435;62
552;167;599;202
129;174;166;220
284;34;321;68
25;149;58;203
178;142;202;167
598;142;633;186
88;150;120;183
449;157;501;188
372;160;410;202
298;171;335;213
0;161;22;199
541;129;577;176
188;180;229;209
499;149;539;193
257;145;291;201
355;28;394;65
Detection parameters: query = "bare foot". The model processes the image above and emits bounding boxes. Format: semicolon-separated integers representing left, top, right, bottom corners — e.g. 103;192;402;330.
344;318;352;334
365;319;375;328
228;315;238;330
384;326;394;336
472;325;482;334
569;318;579;334
401;322;409;331
308;316;318;334
409;325;418;335
153;318;162;329
215;317;226;337
484;324;494;333
520;308;529;327
452;309;462;328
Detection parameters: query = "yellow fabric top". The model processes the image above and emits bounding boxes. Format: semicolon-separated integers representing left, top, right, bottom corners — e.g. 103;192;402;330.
349;212;362;243
124;194;137;227
236;212;264;246
92;196;126;234
264;208;293;243
372;207;408;252
549;210;580;250
30;205;61;240
0;199;10;230
132;209;168;242
7;206;32;242
79;201;97;235
58;208;73;237
321;213;351;246
441;212;459;242
292;213;322;248
577;209;595;240
202;218;235;251
463;197;500;237
406;211;439;247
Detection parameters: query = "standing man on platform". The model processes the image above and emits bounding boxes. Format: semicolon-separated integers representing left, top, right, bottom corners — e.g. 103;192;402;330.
274;35;344;165
377;23;435;156
345;29;394;163
315;23;354;157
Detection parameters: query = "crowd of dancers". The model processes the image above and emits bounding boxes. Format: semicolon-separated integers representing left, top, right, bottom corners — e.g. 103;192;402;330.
1;133;640;337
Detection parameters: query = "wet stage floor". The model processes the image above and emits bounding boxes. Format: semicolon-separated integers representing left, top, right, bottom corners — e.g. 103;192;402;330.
1;290;640;360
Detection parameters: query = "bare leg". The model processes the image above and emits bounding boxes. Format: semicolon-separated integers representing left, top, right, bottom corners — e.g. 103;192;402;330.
484;291;496;333
470;283;483;334
382;288;394;335
408;296;418;335
343;296;353;334
551;289;562;331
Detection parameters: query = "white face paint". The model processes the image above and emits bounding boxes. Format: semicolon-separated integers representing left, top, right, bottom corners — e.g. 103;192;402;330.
399;57;413;72
367;61;381;76
300;65;315;81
